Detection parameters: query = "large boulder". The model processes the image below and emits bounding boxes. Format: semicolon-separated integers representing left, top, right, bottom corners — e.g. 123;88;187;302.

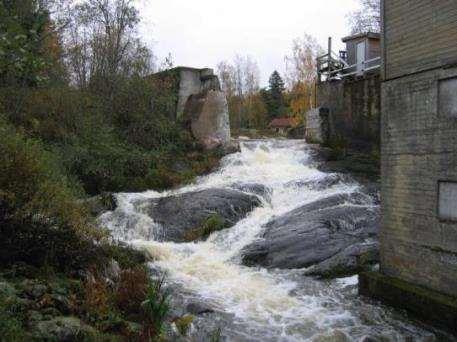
241;192;379;277
138;188;261;242
184;90;230;149
229;182;272;202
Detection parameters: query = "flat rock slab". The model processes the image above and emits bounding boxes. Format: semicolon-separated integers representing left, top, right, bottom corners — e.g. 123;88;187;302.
241;192;379;277
139;188;261;242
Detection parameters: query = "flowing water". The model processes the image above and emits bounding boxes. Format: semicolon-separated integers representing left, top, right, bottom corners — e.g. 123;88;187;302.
101;139;440;341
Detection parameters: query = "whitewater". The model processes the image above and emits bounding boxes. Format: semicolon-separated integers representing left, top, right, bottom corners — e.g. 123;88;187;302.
100;139;438;341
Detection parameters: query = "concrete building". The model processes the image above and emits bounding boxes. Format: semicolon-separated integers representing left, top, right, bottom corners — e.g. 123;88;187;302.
359;0;457;334
309;33;381;150
150;67;230;149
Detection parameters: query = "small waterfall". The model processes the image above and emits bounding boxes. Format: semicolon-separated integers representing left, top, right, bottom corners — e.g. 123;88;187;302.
100;139;436;341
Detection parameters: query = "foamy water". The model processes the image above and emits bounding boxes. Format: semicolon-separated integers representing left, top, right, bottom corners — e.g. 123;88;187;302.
100;139;438;341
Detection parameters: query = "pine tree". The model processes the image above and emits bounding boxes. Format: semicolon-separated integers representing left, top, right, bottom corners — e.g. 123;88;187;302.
267;71;286;118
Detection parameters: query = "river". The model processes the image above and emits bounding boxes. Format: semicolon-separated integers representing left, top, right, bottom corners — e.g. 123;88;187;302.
101;139;439;341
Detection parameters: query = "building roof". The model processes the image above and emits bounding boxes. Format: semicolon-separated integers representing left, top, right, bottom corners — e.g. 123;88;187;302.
342;32;380;43
269;117;297;128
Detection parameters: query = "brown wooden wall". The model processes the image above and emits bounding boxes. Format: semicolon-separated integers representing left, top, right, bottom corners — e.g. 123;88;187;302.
383;0;457;80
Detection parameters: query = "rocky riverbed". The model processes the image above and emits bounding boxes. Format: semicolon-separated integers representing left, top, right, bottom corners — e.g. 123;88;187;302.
100;139;444;341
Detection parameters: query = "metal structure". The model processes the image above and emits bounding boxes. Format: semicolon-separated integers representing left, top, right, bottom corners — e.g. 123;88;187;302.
317;37;381;82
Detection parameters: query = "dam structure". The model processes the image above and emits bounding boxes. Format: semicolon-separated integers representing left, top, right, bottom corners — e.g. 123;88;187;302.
360;0;457;334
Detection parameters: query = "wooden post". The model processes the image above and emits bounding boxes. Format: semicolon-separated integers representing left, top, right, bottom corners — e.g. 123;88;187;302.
328;37;332;59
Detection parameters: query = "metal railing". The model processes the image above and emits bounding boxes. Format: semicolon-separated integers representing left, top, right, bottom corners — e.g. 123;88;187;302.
318;55;381;81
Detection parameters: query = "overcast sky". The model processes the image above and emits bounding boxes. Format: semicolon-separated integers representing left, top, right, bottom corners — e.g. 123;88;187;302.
137;0;360;86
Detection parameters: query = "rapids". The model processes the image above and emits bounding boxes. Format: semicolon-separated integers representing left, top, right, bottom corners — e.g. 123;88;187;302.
100;139;439;341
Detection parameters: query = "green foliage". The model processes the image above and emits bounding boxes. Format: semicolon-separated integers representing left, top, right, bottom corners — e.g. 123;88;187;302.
0;292;26;341
0;0;63;87
0;119;105;272
265;71;286;119
141;278;170;340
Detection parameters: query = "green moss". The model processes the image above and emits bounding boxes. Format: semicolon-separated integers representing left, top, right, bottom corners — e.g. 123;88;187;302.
174;314;194;336
184;214;226;242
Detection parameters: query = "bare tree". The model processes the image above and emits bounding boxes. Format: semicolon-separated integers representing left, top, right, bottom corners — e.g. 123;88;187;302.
64;0;154;90
347;0;381;34
284;33;323;89
216;55;262;129
284;33;323;116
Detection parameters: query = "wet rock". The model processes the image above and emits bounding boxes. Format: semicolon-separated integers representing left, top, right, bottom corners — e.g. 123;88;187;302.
29;284;48;299
312;329;351;341
34;316;97;341
186;302;214;315
138;188;261;242
104;259;121;284
241;192;379;275
285;173;354;190
229;182;272;201
304;242;379;278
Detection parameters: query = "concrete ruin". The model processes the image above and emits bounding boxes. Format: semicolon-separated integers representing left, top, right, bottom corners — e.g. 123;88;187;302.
359;0;457;334
151;67;230;149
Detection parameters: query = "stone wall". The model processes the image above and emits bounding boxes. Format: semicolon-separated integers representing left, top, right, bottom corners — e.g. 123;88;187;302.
314;74;381;150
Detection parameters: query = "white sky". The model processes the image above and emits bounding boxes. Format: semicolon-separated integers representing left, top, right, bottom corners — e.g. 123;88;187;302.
137;0;360;86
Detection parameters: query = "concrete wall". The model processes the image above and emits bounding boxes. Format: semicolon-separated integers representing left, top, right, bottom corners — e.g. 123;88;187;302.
305;108;329;144
176;68;221;119
381;0;457;298
315;74;381;150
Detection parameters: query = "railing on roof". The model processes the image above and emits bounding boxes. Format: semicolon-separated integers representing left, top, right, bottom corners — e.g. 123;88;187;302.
316;37;381;82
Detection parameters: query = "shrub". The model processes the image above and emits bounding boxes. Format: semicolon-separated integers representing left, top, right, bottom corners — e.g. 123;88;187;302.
0;292;26;341
0;119;105;272
84;276;110;320
115;267;149;315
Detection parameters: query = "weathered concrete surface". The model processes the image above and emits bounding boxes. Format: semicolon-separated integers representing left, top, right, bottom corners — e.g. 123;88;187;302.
176;67;220;119
137;188;261;242
305;107;329;144
359;272;457;336
315;74;380;150
150;67;230;149
184;90;230;149
241;193;379;276
359;1;457;334
380;68;457;298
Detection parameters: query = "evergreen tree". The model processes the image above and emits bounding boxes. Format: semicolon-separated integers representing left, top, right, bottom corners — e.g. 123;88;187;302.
267;70;285;118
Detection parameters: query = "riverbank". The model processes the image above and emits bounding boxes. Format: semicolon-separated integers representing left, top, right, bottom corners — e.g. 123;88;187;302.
0;117;234;340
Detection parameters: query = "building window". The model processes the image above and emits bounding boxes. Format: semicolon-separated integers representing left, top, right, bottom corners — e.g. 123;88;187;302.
438;181;457;221
439;77;457;118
